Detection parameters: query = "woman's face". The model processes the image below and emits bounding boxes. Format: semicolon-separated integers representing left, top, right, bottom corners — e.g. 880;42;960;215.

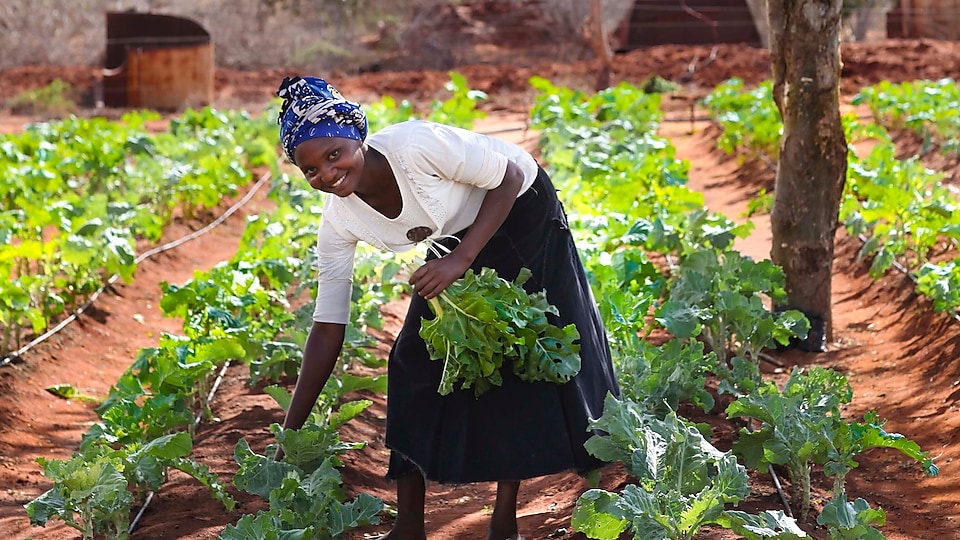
293;136;365;196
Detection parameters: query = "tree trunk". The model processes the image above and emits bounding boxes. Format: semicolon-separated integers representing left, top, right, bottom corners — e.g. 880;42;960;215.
767;0;848;351
585;0;614;90
745;0;771;48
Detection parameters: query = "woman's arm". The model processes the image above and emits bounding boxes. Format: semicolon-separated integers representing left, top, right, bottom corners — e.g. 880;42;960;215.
409;159;525;299
275;321;345;459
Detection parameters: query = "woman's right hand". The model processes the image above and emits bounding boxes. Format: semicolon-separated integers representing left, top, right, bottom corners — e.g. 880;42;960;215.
409;251;473;299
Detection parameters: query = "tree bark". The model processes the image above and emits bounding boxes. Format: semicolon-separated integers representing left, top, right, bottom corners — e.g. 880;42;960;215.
745;0;771;48
585;0;614;90
767;0;848;351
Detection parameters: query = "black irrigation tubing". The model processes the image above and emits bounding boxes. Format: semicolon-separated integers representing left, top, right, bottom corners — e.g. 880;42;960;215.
128;359;233;535
0;170;273;369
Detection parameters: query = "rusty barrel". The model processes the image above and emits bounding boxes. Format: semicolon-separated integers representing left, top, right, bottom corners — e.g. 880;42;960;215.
102;11;213;110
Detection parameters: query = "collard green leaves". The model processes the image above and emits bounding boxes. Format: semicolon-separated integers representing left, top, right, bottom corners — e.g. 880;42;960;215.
419;267;581;397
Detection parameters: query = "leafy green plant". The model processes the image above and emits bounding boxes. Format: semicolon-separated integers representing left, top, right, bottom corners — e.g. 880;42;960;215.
26;432;234;540
5;79;76;117
915;259;960;312
363;71;486;133
822;410;938;497
571;394;760;540
426;71;488;128
655;249;809;393
223;386;384;539
726;367;851;522
715;510;808;539
816;492;886;540
0;106;277;357
727;367;936;525
853;78;960;158
744;188;774;218
583;245;664;357
615;339;717;417
701;78;782;161
26;454;132;540
420;266;581;397
842;141;955;278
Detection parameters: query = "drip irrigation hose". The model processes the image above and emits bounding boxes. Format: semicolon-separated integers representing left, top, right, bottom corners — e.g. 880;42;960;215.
129;360;233;534
0;171;272;369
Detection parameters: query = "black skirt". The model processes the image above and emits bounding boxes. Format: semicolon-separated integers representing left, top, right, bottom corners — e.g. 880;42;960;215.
384;166;620;483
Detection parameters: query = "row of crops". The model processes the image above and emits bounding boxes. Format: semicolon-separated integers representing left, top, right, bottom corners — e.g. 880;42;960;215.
9;71;951;539
704;77;960;312
0;108;277;358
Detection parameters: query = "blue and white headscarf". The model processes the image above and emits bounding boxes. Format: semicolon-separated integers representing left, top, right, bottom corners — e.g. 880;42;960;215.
277;76;368;165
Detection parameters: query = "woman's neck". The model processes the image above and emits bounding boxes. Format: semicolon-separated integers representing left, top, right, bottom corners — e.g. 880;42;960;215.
356;146;402;218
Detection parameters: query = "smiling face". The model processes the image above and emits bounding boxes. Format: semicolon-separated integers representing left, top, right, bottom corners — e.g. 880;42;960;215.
293;136;366;196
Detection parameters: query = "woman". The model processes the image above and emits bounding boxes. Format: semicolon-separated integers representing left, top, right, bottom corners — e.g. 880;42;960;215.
275;75;619;540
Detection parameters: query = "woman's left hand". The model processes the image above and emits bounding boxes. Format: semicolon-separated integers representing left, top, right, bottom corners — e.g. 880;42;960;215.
409;252;472;299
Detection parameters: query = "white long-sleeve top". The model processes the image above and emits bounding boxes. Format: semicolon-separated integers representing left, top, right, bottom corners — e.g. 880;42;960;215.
312;120;539;324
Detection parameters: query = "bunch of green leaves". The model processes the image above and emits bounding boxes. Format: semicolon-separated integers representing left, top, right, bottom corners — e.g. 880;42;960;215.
572;394;776;540
655;249;809;394
419;267;581;397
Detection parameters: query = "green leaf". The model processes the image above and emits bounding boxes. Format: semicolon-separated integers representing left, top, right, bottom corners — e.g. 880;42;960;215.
571;489;629;540
45;383;100;403
717;510;808;539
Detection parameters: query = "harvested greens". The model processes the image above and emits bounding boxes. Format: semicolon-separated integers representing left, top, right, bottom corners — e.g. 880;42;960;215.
419;267;581;397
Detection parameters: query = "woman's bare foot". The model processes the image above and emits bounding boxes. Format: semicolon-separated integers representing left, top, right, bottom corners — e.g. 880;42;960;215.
378;524;427;540
486;528;521;540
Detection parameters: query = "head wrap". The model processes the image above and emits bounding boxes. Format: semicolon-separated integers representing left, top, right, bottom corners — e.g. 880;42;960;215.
276;76;368;165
